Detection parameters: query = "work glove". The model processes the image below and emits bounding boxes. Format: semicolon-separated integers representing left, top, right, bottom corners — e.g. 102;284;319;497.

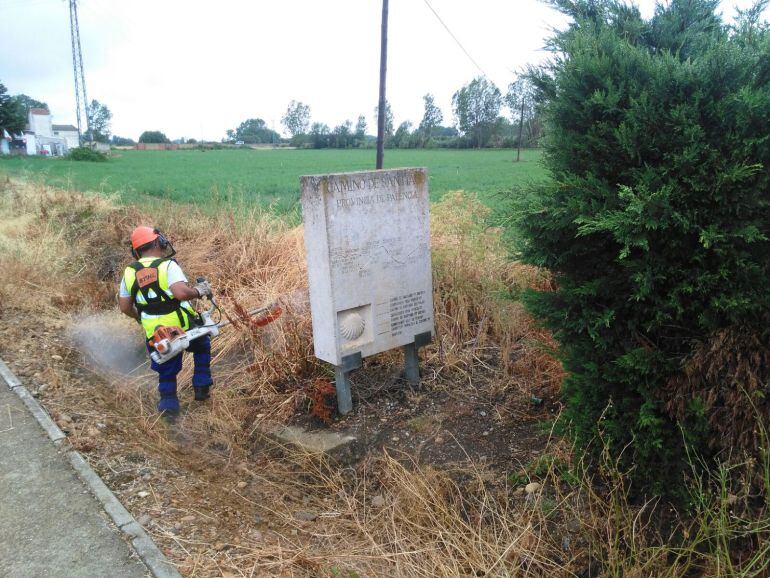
193;280;212;298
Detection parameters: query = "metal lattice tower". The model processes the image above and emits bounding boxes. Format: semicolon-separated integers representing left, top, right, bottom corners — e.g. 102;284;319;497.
68;0;91;144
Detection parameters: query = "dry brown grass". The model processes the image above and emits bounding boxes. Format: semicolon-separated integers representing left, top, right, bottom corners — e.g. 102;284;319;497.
3;177;768;577
663;326;770;457
0;178;570;575
46;184;561;454
430;192;562;391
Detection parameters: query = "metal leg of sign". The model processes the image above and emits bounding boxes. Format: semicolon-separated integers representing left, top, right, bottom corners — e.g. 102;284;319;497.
403;331;433;387
334;352;362;415
403;342;420;386
334;366;353;415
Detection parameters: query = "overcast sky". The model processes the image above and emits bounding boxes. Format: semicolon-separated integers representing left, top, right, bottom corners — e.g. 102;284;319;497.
0;0;761;141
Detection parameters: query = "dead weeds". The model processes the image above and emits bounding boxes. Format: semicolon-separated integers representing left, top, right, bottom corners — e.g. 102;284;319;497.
12;179;756;577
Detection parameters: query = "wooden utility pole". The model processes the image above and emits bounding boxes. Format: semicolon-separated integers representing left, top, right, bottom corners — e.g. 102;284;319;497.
376;0;389;169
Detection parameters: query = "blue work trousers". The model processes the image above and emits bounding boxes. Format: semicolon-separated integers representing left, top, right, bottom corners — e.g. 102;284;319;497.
147;335;213;412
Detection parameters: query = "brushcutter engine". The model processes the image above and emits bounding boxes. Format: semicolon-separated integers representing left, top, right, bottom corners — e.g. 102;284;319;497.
149;309;221;365
148;277;281;365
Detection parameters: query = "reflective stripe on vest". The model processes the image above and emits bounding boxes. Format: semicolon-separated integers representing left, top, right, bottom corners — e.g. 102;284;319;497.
124;258;193;339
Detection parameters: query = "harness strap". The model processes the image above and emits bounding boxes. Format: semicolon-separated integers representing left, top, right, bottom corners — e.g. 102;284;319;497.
128;258;198;328
138;299;184;316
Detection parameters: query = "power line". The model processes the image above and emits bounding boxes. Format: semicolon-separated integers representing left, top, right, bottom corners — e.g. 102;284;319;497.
421;0;489;78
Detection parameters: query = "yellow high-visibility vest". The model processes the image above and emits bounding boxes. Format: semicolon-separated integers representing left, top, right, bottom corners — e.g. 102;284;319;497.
123;257;196;339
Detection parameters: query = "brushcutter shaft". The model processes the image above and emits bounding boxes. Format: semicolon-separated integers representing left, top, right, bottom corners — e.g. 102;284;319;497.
216;306;272;329
149;303;281;364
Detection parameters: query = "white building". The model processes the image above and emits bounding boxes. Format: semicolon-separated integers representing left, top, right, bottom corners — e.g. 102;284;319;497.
28;107;53;137
23;108;72;156
1;108;82;156
53;124;80;150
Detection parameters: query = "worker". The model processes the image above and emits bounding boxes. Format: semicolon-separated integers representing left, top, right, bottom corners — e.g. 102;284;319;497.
118;226;213;417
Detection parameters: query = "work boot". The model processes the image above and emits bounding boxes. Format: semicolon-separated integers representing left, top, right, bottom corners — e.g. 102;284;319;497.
158;394;180;413
194;386;210;401
160;408;180;424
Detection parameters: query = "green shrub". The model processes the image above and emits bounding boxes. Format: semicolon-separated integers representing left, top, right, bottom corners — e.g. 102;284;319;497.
514;0;770;498
67;146;108;162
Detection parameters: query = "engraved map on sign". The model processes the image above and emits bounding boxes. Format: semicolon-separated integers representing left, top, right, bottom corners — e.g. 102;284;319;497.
329;239;429;278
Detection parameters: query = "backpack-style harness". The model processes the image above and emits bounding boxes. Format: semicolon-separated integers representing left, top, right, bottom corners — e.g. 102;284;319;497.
127;258;197;329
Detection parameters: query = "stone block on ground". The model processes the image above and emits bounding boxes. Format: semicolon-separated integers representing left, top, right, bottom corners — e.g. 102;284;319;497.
270;425;360;463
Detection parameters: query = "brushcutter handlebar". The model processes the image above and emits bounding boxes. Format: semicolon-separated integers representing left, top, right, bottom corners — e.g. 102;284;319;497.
193;276;213;300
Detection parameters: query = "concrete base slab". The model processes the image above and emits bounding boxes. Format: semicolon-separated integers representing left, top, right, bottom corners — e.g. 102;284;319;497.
272;425;360;463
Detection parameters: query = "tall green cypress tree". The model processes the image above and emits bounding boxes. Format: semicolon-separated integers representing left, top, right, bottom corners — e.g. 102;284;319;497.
516;0;770;495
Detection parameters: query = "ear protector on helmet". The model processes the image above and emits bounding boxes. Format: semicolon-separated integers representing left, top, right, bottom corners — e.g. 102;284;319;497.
130;228;175;259
155;229;170;250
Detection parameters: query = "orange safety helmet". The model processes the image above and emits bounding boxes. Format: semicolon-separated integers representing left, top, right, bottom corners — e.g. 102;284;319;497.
130;226;159;250
130;226;173;259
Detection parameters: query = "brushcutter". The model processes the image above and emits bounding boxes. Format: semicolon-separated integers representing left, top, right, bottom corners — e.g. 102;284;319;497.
148;277;282;365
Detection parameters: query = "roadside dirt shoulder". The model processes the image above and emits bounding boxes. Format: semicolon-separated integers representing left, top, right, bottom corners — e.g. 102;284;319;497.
0;307;560;577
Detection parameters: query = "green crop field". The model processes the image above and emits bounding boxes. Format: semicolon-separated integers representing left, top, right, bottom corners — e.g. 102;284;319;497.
0;148;546;211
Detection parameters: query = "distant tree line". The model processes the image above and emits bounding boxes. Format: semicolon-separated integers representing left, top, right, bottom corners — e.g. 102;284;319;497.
3;74;540;152
138;130;170;144
220;76;541;153
110;135;135;146
226;118;280;145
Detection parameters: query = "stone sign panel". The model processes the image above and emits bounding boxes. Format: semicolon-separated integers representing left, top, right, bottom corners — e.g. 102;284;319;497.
301;168;434;367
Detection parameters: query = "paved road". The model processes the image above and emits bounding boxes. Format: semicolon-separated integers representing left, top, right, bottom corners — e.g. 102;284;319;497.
0;383;148;578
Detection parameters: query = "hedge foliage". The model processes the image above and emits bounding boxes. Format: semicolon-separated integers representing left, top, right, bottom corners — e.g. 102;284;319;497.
67;146;108;162
516;0;770;496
